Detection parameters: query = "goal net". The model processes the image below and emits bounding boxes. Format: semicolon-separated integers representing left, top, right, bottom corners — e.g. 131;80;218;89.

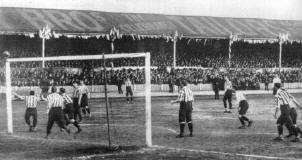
3;52;152;148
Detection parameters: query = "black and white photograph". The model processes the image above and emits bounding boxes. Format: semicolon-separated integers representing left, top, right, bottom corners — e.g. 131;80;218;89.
0;0;302;159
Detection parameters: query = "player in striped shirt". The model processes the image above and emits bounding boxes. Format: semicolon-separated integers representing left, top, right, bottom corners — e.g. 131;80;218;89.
273;84;302;142
13;91;40;132
78;80;91;118
171;80;194;137
59;88;81;133
42;86;70;138
125;77;134;103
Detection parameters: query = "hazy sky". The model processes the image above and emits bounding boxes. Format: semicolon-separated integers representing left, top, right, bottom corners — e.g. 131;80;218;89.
1;0;302;20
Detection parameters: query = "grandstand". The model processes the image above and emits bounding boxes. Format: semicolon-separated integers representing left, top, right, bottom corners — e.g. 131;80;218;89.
1;6;302;160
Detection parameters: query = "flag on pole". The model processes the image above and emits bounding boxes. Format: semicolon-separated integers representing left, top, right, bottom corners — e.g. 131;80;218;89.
39;25;52;39
278;33;289;42
229;33;238;45
109;27;121;41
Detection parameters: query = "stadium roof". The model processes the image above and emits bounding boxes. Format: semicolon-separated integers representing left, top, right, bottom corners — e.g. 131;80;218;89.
0;7;302;40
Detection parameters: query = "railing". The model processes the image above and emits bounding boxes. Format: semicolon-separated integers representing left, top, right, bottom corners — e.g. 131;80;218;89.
2;83;302;95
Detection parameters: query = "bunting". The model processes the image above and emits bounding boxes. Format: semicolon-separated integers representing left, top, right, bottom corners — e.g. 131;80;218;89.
109;27;122;41
278;33;289;43
39;25;52;39
4;27;301;45
229;33;238;45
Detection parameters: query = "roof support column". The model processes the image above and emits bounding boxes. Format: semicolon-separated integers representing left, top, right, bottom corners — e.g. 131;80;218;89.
42;38;45;68
39;25;51;68
111;40;115;54
279;40;282;69
173;31;178;68
228;37;233;68
278;33;288;69
228;34;238;68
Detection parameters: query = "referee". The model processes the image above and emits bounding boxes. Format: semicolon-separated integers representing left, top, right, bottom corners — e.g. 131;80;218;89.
171;80;194;137
42;86;70;138
273;84;301;142
13;91;40;132
59;88;81;133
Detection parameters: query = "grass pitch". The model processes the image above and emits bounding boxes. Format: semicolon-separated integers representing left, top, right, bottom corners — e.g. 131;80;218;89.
1;93;302;159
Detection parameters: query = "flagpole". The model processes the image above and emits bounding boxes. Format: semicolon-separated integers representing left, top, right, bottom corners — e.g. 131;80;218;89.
39;25;51;68
42;38;45;68
228;36;232;68
111;40;114;54
278;33;288;70
279;39;282;69
172;31;178;68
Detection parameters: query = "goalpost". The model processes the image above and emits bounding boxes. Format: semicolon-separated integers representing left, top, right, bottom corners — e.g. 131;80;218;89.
5;52;152;147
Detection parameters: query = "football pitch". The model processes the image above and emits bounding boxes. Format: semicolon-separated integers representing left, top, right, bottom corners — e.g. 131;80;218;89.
1;94;302;160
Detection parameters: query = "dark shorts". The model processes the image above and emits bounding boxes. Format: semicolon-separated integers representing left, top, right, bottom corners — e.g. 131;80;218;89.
25;108;37;116
224;89;233;98
63;103;74;119
80;94;88;108
73;98;80;109
238;100;249;115
273;83;281;95
47;107;66;133
126;86;133;96
276;105;292;125
290;107;297;124
179;101;193;123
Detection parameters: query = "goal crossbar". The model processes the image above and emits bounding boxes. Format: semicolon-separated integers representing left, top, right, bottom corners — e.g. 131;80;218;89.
7;53;147;62
5;52;152;147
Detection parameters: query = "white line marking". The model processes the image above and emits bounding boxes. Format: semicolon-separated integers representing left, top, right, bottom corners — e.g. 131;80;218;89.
71;145;301;160
80;123;138;127
91;111;103;114
233;132;276;135
80;123;178;134
71;152;138;160
153;145;301;160
158;113;239;120
5;134;106;146
155;126;178;134
80;123;274;135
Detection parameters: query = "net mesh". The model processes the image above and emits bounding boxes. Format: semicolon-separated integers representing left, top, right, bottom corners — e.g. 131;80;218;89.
3;54;150;148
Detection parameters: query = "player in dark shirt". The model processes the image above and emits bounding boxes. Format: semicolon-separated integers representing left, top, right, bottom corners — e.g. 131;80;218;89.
59;88;81;133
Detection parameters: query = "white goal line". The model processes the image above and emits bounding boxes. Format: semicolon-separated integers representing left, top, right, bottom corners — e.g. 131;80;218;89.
6;52;147;62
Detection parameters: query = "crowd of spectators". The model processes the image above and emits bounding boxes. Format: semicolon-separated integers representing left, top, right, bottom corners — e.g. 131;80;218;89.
1;35;302;68
1;66;301;91
1;35;302;89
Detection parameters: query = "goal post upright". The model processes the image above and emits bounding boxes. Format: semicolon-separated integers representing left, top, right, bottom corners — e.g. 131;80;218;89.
145;52;152;147
5;52;152;147
5;61;13;134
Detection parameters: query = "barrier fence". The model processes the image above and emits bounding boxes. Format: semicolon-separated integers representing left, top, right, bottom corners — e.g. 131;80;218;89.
2;83;302;97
